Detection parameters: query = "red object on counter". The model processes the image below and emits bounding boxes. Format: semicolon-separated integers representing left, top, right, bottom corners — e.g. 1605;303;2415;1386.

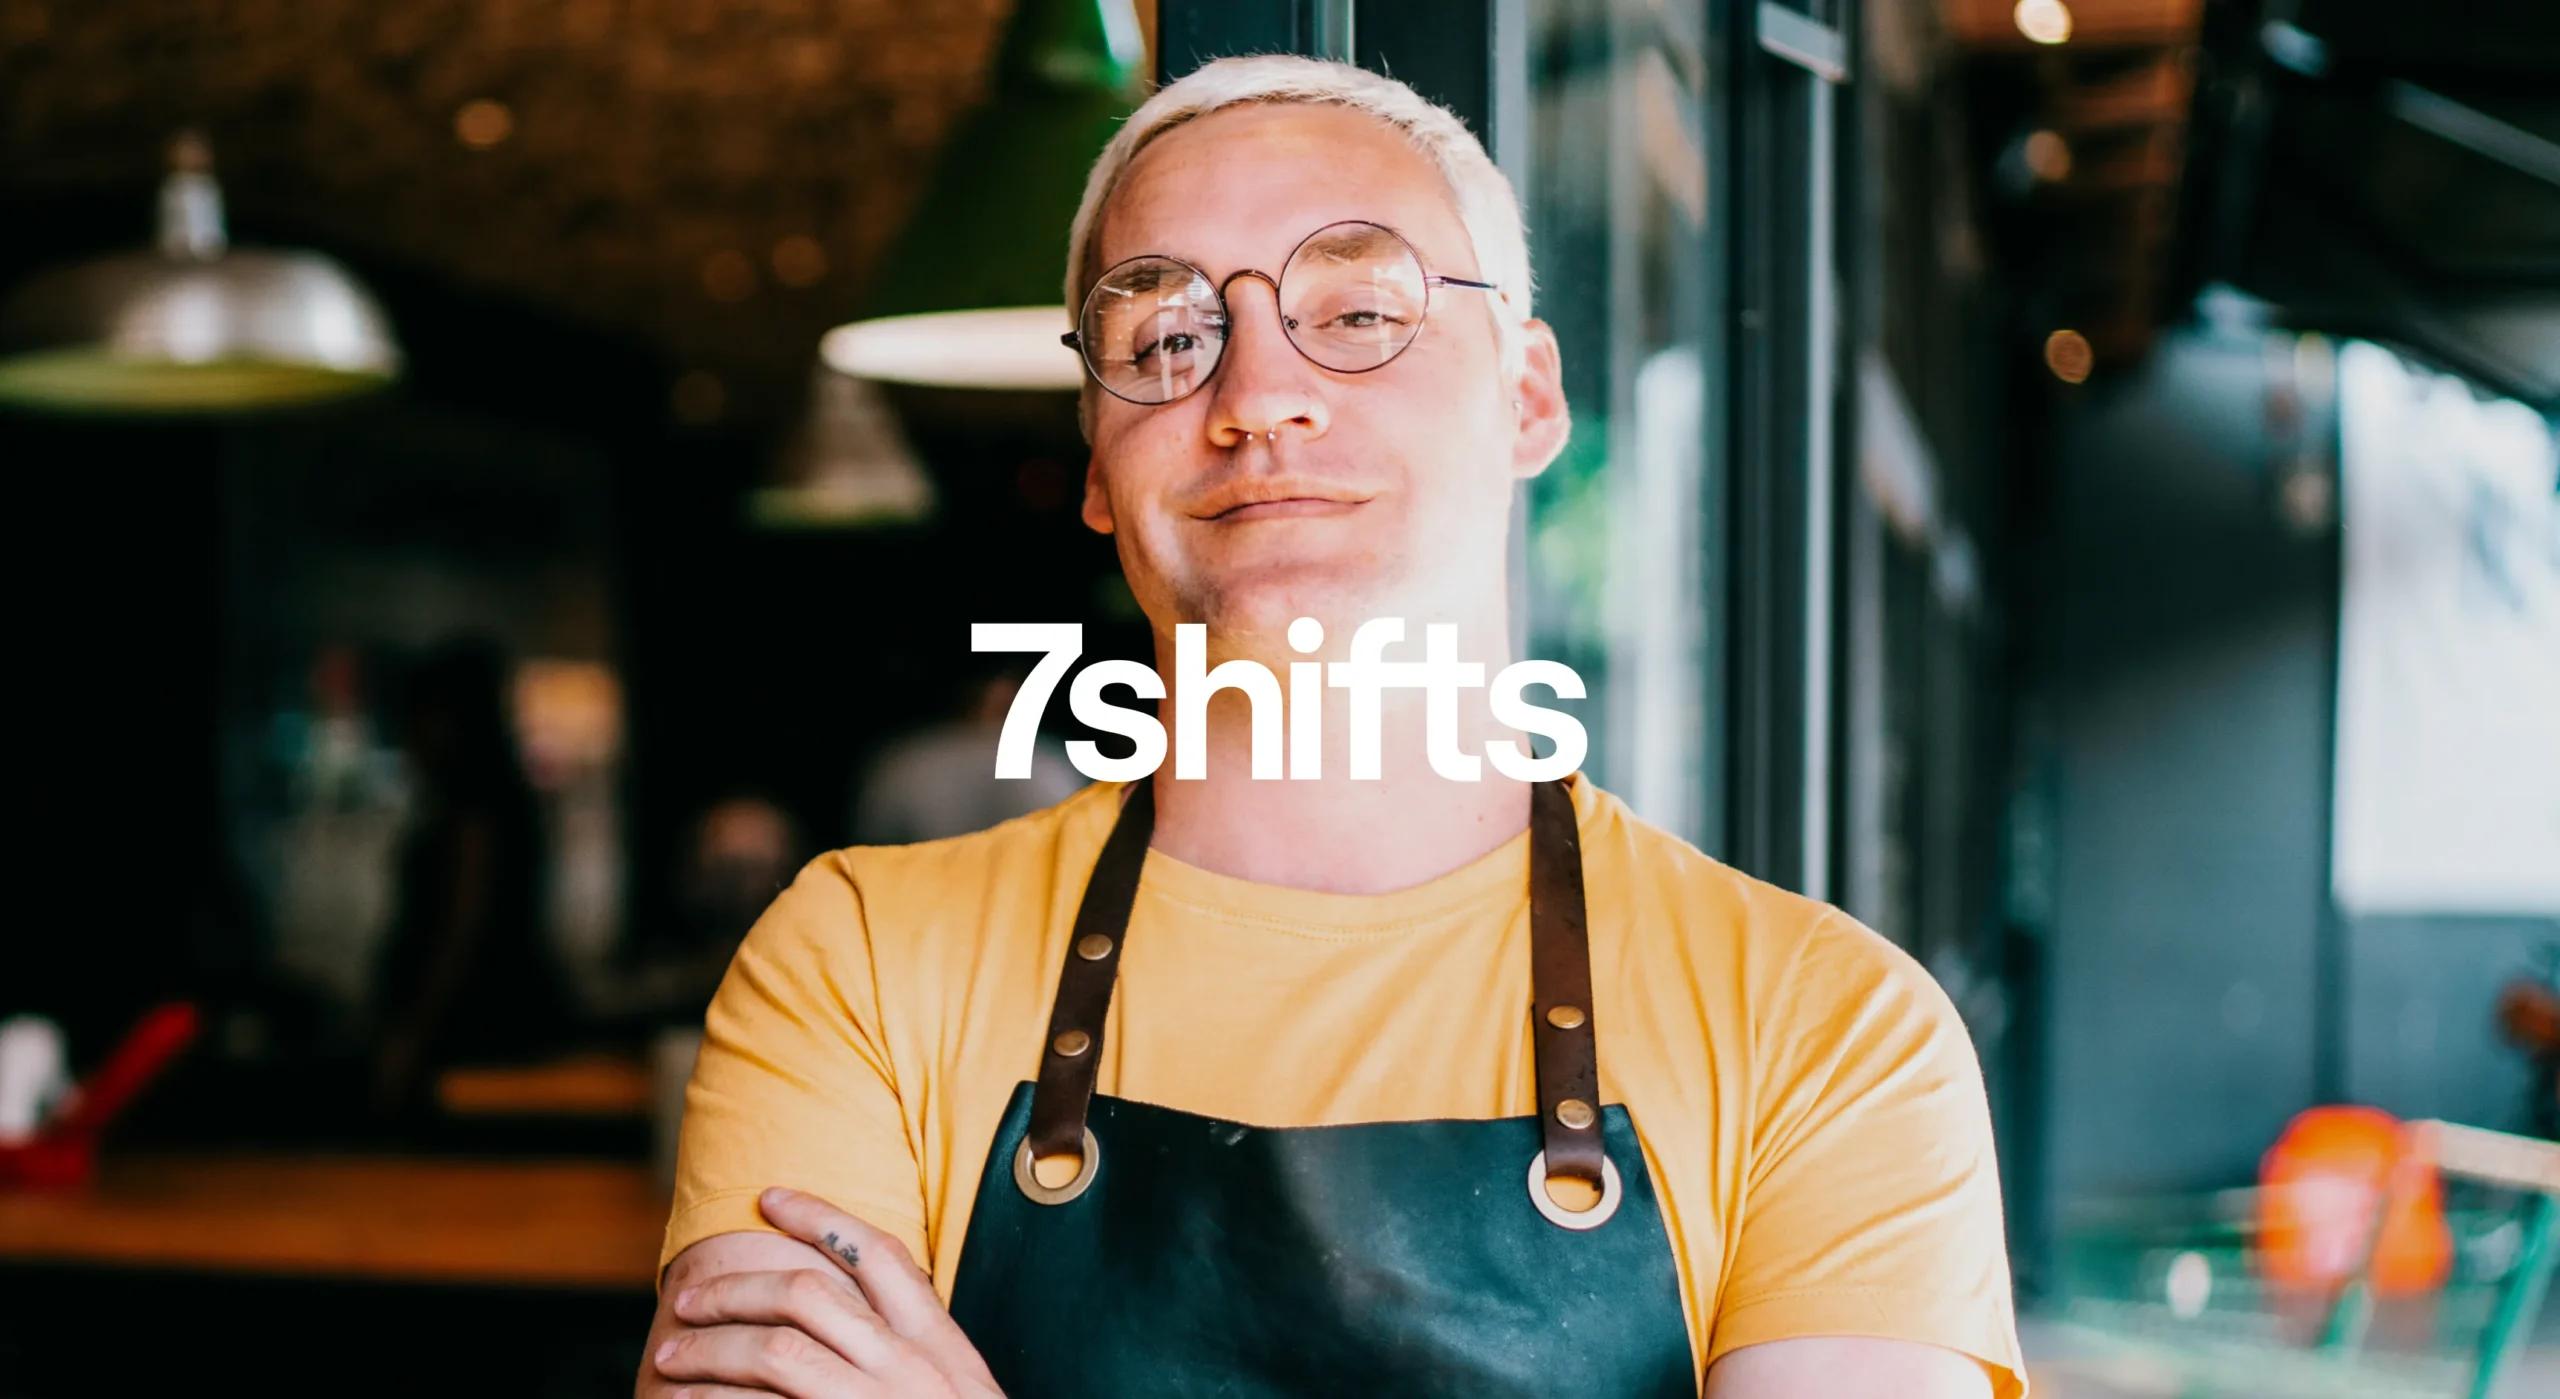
0;1001;201;1190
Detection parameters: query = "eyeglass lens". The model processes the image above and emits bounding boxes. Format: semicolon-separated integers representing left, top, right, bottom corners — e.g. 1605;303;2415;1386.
1077;222;1432;405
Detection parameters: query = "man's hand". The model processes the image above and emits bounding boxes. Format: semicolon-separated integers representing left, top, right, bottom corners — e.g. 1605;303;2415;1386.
639;1187;1003;1398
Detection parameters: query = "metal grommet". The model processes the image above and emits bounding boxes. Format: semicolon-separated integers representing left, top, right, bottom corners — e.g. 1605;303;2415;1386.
1527;1151;1622;1231
1555;1097;1596;1130
1014;1127;1101;1205
1075;933;1114;961
1052;1029;1092;1058
1545;1004;1587;1030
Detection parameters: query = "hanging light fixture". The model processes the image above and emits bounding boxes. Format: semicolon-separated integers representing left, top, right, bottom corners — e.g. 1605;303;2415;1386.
0;131;400;413
751;366;937;530
817;0;1144;392
763;0;1141;531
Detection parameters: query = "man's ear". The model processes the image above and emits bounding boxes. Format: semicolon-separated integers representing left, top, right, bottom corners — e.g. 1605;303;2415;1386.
1080;452;1116;535
1507;318;1570;481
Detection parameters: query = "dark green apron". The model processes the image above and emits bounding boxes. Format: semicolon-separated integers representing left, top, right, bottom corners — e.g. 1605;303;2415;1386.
946;777;1698;1396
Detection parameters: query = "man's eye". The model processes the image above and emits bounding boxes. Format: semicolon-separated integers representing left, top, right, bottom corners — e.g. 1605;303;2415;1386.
1131;332;1195;365
1324;308;1404;331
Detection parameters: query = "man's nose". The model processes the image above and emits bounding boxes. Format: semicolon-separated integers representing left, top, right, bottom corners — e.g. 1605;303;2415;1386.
1205;270;1328;448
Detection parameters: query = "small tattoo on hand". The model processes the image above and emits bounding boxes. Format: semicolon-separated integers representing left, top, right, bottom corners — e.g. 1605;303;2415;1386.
822;1229;860;1270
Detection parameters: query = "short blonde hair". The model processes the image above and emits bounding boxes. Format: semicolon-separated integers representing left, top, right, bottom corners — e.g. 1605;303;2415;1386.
1065;54;1533;387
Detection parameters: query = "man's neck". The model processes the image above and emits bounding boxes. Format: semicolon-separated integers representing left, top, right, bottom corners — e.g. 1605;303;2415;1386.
1143;635;1537;896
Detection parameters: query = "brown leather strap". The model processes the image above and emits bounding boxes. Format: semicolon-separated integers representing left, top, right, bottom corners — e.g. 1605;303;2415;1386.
1028;776;1155;1159
1025;776;1607;1185
1527;776;1605;1186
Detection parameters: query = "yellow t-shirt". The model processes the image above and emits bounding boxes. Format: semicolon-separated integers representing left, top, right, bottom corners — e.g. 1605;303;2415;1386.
662;774;2026;1396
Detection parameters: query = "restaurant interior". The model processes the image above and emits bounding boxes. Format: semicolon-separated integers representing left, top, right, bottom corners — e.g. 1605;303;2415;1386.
2;1;2554;1394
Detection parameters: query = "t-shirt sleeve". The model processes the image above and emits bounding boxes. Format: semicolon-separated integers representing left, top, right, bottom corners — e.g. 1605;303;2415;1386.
1709;910;2027;1398
657;850;928;1291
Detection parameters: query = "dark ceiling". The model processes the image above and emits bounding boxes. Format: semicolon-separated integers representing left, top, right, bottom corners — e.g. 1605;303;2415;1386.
2183;0;2560;411
0;0;1055;423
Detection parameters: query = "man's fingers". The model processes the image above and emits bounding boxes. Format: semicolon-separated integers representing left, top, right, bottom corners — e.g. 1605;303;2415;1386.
757;1187;1000;1390
650;1321;869;1397
672;1268;913;1377
756;1189;935;1317
656;1388;784;1399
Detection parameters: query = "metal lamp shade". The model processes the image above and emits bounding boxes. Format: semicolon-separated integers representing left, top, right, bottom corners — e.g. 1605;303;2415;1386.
817;0;1142;394
751;368;938;530
0;245;400;412
1;135;400;414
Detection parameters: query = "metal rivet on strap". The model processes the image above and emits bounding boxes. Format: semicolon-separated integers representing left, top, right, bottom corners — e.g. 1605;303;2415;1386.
1014;1126;1101;1206
1528;1150;1623;1230
1052;1029;1092;1058
1545;1004;1587;1030
1075;933;1114;961
1555;1098;1596;1130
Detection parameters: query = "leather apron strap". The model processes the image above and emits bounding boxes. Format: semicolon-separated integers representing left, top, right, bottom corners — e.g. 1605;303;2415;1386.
1027;774;1156;1161
1025;776;1612;1199
1525;774;1606;1186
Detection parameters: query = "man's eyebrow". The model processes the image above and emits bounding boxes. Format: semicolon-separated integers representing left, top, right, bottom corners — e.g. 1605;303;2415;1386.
1094;221;1432;290
1095;260;1198;298
1293;223;1406;265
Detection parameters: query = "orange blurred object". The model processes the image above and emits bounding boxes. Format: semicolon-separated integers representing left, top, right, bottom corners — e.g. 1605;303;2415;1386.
2497;978;2560;1055
2258;1105;2452;1295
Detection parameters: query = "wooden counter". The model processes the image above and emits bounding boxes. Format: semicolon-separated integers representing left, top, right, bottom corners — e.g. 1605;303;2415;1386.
0;1153;668;1289
437;1051;656;1118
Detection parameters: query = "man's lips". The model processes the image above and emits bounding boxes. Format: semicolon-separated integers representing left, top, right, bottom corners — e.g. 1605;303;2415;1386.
1188;478;1375;521
1204;496;1368;522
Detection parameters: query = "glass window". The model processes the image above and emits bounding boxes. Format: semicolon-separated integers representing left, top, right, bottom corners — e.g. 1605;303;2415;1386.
2332;338;2560;915
1514;0;1725;846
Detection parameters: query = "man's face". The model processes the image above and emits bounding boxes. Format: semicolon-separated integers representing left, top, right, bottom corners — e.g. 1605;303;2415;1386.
1079;103;1567;653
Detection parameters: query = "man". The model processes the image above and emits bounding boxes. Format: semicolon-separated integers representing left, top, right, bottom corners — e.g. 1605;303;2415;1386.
641;55;2024;1399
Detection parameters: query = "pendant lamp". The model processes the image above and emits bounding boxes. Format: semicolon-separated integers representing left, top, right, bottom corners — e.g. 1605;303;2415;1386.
0;132;400;413
817;0;1144;392
750;366;938;530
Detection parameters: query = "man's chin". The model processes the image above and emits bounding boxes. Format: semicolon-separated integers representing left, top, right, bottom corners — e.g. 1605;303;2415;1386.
1185;567;1390;651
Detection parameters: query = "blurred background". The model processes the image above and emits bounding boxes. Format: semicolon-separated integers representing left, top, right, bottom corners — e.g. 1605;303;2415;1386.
0;1;2552;1395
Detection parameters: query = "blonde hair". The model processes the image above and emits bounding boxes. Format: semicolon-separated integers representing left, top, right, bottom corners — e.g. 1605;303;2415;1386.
1064;54;1533;418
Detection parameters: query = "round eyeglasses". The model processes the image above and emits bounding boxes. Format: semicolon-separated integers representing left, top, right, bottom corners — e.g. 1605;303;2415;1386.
1061;220;1501;406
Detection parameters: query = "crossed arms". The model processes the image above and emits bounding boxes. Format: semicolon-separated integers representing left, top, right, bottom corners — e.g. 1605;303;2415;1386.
632;1188;1994;1399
